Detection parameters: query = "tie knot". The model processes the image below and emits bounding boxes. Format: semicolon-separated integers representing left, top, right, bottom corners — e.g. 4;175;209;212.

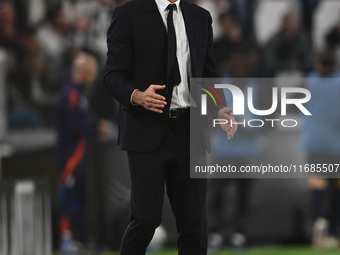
167;4;176;12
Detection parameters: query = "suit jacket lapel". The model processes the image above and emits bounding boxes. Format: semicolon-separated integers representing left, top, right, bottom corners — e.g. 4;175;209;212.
180;0;197;77
143;0;198;77
144;0;167;48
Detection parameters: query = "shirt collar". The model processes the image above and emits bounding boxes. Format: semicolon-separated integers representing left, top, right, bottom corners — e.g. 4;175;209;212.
155;0;180;12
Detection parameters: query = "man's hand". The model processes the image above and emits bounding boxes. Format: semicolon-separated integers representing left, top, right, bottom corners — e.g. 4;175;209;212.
132;85;167;113
217;107;238;140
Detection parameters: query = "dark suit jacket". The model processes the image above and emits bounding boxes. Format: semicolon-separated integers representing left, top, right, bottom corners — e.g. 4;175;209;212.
104;0;226;152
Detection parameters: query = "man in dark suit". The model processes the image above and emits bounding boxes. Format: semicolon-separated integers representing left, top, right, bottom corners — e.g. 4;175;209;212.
104;0;237;254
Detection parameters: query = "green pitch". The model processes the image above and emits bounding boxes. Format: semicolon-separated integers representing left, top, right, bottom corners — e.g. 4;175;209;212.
100;246;340;255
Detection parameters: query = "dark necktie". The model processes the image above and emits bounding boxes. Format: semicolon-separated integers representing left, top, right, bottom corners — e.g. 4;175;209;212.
167;4;181;86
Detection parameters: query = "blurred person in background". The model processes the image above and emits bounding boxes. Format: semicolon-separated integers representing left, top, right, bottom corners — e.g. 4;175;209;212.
264;11;312;76
0;1;45;127
325;18;340;48
300;49;340;249
59;0;120;127
208;52;261;252
37;3;71;90
213;11;259;77
325;17;340;72
300;0;320;37
228;0;258;40
56;51;111;254
72;0;115;65
213;12;244;76
196;0;228;39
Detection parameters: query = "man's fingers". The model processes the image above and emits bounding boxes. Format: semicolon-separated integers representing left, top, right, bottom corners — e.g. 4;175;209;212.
227;131;233;140
147;103;166;109
153;94;166;100
144;95;166;111
225;119;237;140
147;85;166;101
227;125;237;140
144;97;167;110
222;107;233;114
149;93;167;102
217;107;238;139
146;97;166;105
150;84;166;91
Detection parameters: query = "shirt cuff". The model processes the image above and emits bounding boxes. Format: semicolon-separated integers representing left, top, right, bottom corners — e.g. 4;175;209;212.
130;89;139;105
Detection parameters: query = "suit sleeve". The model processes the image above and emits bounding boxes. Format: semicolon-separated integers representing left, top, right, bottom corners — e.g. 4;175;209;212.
202;12;227;116
104;6;136;109
202;12;217;79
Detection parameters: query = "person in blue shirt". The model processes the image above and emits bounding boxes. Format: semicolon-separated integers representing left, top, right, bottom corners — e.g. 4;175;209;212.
56;51;100;252
208;53;261;251
300;49;340;249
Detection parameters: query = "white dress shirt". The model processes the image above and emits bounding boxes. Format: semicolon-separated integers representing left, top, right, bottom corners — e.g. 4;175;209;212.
131;0;191;109
155;0;191;109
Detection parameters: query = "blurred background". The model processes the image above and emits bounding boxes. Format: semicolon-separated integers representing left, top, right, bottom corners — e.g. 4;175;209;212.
1;0;340;254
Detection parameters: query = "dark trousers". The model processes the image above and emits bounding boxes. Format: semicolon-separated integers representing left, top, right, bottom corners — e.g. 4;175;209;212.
120;117;207;255
308;153;340;236
58;165;88;243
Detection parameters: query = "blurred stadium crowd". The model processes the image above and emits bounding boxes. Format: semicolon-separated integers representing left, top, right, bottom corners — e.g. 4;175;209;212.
2;0;340;253
0;0;126;128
